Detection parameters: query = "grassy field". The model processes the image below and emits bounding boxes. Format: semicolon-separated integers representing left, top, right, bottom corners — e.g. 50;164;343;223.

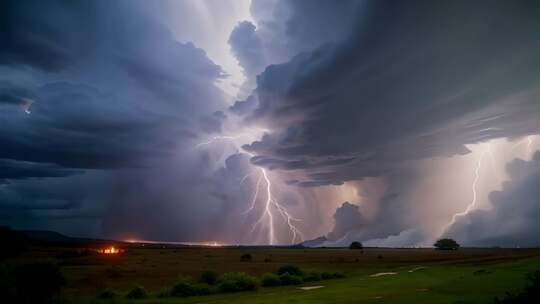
12;245;540;303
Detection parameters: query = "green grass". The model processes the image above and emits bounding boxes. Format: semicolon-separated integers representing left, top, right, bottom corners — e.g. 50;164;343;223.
11;246;540;303
80;255;539;304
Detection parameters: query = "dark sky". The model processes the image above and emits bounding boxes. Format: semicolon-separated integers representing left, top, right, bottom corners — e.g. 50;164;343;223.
1;0;540;247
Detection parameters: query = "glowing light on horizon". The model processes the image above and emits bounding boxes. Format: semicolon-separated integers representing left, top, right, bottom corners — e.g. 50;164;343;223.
102;246;119;254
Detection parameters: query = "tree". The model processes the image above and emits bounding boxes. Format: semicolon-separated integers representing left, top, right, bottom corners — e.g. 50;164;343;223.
240;253;252;262
433;238;460;250
349;241;363;250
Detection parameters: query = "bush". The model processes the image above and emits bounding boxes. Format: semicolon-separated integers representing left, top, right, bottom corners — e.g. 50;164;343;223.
240;253;253;262
321;272;333;280
156;288;170;298
349;241;363;250
279;273;303;285
170;276;210;297
261;273;281;287
97;289;116;299
434;238;460;250
277;265;303;276
333;272;346;279
3;262;66;304
302;271;322;282
494;270;540;303
200;270;218;285
217;272;258;293
126;285;147;299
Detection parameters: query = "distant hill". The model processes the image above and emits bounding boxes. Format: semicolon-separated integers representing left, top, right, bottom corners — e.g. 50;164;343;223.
20;230;74;243
19;230;117;245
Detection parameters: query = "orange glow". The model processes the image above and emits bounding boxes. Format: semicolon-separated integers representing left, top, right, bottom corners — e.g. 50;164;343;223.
102;246;119;254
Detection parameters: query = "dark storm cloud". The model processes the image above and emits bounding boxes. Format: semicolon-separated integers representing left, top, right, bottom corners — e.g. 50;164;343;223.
229;21;266;80
0;159;82;180
0;1;98;72
327;202;363;240
0;0;225;170
446;153;540;247
248;0;361;64
0;0;230;238
0;81;35;106
243;0;540;186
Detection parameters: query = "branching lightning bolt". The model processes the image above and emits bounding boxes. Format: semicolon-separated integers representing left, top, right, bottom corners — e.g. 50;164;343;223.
511;136;535;160
441;148;486;234
195;134;248;148
526;136;534;159
196;134;303;245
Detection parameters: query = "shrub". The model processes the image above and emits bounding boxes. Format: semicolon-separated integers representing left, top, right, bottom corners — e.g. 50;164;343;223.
494;270;540;303
6;262;66;303
217;272;258;293
156;288;170;298
349;241;363;249
97;289;116;299
170;276;206;297
303;271;322;282
434;238;460;250
200;270;218;285
261;273;281;287
333;272;346;279
126;285;147;299
279;273;303;285
277;265;303;276
240;253;253;262
321;272;333;280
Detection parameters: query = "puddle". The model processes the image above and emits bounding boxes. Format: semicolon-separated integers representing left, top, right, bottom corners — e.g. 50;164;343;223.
370;272;398;277
408;266;426;273
299;286;325;290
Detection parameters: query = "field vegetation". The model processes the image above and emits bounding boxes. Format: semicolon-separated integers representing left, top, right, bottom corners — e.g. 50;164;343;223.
2;243;540;303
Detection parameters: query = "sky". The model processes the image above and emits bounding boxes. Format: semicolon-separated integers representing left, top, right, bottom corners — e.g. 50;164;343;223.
1;0;540;247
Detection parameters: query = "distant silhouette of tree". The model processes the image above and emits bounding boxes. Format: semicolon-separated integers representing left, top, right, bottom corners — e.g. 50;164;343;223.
434;238;460;250
240;253;252;262
349;241;363;250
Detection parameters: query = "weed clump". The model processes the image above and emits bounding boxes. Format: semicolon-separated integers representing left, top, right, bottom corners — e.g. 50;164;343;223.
279;273;303;285
277;265;303;276
217;272;258;293
126;285;147;299
97;289;116;299
170;276;211;297
261;273;281;287
200;270;218;285
302;271;322;282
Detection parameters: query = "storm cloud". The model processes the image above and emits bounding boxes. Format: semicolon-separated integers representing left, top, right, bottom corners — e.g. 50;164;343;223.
1;0;540;246
446;152;540;247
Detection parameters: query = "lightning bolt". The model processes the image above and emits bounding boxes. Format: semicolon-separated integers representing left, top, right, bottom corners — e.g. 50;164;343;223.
511;136;535;160
526;136;534;159
196;133;304;245
441;147;486;234
194;134;248;148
